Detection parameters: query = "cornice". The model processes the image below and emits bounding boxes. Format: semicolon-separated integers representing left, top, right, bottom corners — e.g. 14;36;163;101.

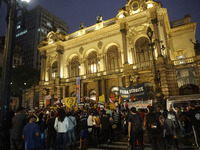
170;22;196;33
62;24;120;49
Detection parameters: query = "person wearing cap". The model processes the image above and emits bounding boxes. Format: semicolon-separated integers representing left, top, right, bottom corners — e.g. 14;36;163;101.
10;107;26;150
22;115;40;150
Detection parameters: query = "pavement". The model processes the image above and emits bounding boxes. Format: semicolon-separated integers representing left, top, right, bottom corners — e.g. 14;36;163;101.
69;132;198;150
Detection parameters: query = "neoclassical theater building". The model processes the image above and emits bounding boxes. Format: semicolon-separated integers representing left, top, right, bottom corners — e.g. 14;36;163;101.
23;0;200;109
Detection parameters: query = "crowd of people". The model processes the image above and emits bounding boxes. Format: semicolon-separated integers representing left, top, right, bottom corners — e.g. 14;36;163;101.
1;101;200;150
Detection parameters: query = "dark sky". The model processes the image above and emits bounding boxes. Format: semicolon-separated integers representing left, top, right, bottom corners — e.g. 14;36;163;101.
0;0;200;41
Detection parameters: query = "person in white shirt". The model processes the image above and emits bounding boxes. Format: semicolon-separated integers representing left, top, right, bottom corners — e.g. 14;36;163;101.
54;109;69;150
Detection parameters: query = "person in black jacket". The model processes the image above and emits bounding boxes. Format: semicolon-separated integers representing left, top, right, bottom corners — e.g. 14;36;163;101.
144;106;165;150
128;107;144;150
46;112;56;150
187;103;200;149
37;113;46;150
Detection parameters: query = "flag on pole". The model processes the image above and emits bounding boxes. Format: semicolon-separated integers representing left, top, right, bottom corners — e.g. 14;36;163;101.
11;99;17;108
119;96;121;104
64;97;76;108
95;95;98;104
109;98;116;108
131;94;135;102
99;94;105;103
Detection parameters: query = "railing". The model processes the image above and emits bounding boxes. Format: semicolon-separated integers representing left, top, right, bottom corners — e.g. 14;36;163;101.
170;15;191;28
131;61;153;70
173;57;194;66
65;18;116;40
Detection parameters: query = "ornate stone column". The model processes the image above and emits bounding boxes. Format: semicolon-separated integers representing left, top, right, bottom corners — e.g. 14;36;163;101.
81;82;84;99
125;75;130;88
120;23;128;64
56;86;61;100
40;51;47;81
151;19;162;57
39;91;44;109
101;79;106;97
118;76;123;87
62;86;66;99
56;45;64;78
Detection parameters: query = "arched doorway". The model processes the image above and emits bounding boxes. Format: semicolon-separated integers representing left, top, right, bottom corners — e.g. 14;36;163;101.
179;84;199;95
176;68;199;95
89;89;97;101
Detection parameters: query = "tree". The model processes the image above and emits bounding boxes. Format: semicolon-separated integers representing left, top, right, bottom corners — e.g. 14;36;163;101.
11;65;40;93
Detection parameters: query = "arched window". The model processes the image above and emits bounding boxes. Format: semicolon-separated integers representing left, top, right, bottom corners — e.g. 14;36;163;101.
70;56;79;77
107;45;119;70
52;61;58;79
135;37;151;63
70;92;76;97
89;89;96;101
88;51;97;74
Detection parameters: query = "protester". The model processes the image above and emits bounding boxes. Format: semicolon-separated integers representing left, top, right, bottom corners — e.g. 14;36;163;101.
162;110;176;150
100;110;110;144
22;115;40;150
46;111;56;150
128;107;144;150
144;106;165;150
79;112;89;149
10;107;26;150
54;108;69;150
67;111;77;148
187;103;200;148
37;113;46;150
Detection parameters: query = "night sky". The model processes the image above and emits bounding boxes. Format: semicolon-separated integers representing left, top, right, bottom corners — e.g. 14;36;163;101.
0;0;200;41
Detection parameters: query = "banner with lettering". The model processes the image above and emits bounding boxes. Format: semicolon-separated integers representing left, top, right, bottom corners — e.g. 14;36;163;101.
118;82;153;101
76;77;81;103
127;100;152;110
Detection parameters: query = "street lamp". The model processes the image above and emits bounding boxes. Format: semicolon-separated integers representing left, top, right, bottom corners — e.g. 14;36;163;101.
147;27;161;103
0;0;29;129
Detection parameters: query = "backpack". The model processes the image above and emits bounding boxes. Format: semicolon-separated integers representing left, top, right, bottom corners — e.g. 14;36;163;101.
130;114;142;133
146;113;162;134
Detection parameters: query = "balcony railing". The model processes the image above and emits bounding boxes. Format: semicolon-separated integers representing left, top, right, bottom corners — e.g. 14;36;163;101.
173;57;194;66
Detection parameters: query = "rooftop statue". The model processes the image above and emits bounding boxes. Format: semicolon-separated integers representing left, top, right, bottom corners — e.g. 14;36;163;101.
96;15;103;23
79;22;85;30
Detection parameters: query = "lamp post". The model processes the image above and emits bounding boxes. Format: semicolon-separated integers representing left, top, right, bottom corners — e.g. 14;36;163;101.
147;27;162;105
0;0;29;126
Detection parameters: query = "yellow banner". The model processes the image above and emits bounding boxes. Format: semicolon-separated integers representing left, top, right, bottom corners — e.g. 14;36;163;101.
119;96;121;104
99;94;105;103
64;97;76;108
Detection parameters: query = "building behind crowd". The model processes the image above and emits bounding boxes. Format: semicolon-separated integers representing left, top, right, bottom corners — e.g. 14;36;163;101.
16;5;68;70
23;0;200;109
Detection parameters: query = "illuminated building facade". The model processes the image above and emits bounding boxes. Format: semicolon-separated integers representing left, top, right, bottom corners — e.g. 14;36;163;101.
23;0;200;108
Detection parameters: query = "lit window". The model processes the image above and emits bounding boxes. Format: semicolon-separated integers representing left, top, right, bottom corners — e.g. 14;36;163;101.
17;25;21;29
47;22;52;27
177;55;185;60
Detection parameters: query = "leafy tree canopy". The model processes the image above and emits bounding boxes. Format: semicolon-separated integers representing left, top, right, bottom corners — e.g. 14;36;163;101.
11;65;40;93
